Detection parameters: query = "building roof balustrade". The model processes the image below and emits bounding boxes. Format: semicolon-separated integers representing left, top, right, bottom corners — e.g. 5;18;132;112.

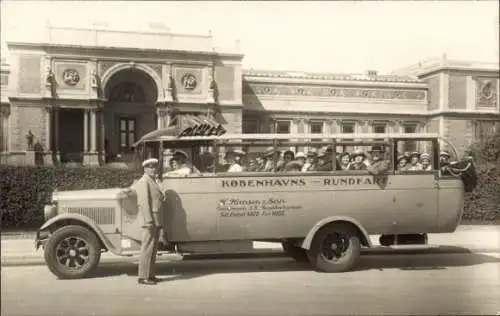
7;25;242;56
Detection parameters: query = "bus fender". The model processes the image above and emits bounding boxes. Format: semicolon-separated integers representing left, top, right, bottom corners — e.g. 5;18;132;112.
301;216;373;250
37;213;120;255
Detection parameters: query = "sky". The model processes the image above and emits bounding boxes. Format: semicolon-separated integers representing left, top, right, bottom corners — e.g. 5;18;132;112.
1;1;499;74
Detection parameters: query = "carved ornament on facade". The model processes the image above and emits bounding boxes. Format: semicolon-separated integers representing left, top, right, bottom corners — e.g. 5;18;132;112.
245;84;426;100
181;73;197;90
62;68;81;86
98;61;116;77
476;78;497;107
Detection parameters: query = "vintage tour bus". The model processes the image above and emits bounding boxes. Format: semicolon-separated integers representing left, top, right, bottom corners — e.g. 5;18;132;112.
36;118;477;279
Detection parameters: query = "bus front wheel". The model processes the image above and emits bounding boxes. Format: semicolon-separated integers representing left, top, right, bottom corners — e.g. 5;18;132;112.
306;223;361;273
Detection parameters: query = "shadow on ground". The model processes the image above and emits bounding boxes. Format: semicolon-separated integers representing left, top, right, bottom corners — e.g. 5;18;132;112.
87;248;500;281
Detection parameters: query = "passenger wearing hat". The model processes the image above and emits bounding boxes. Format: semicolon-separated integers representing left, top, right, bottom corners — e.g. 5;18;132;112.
349;149;367;170
164;150;198;177
338;152;351;171
263;147;281;172
420;153;432;171
366;145;390;175
302;149;318;172
439;151;451;167
226;149;246;172
397;154;409;171
407;151;423;171
134;158;165;285
316;148;334;171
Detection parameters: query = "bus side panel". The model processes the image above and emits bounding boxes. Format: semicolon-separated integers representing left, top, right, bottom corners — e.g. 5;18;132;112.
385;174;439;234
161;179;219;242
436;178;465;233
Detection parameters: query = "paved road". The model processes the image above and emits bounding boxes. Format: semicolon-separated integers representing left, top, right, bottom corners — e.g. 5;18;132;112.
2;252;500;316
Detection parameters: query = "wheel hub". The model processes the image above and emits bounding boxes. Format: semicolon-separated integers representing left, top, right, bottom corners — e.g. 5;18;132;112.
55;236;90;270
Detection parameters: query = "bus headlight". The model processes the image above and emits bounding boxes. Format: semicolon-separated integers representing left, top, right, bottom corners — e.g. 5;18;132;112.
44;204;57;221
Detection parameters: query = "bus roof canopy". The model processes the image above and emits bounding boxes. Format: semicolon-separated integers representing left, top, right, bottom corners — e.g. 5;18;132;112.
134;131;441;146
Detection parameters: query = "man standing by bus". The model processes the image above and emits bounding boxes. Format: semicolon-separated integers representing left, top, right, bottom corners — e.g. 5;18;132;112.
135;158;165;285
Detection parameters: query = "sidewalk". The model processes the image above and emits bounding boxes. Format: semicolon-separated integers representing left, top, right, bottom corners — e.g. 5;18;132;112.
2;225;499;267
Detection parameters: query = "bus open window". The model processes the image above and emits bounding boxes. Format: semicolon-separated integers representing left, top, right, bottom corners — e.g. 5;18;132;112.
394;139;436;173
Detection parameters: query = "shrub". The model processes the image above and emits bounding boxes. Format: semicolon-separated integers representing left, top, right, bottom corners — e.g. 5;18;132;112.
463;128;500;222
0;166;141;229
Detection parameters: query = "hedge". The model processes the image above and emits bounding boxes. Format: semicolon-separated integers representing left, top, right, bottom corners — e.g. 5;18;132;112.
0;166;141;229
0;162;499;229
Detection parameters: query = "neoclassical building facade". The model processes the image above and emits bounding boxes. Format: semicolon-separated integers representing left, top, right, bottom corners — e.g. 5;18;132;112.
0;25;499;165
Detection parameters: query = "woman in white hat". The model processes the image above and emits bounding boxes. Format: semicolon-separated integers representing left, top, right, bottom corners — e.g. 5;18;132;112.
226;149;246;172
349;149;367;170
420;153;432;171
407;152;423;171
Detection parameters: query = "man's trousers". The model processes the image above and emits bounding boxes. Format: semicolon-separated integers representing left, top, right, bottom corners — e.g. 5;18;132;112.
138;226;161;280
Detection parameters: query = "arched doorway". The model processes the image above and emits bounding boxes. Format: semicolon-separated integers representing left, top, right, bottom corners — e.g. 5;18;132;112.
103;68;158;163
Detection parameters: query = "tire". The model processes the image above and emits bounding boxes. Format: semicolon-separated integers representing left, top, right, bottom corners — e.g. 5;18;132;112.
282;239;309;262
306;223;361;273
44;225;102;279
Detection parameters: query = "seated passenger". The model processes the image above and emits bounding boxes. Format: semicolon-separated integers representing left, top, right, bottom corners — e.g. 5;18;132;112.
163;150;198;177
397;154;409;171
226;150;246;172
277;150;295;172
302;149;318;171
294;152;306;168
407;152;423;171
439;151;451;174
338;152;351;170
420;153;432;171
255;155;266;171
366;146;390;175
349;149;367;170
316;148;334;171
263;147;280;172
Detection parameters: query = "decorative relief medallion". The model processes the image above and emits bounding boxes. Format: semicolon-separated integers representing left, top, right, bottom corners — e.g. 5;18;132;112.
243;84;426;100
476;78;497;107
181;73;197;90
62;69;80;86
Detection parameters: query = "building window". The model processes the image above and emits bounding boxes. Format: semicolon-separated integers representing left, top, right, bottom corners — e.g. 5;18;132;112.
310;121;323;134
404;124;417;134
243;118;259;134
119;118;136;153
276;120;291;134
341;122;355;134
402;123;417;152
373;123;386;134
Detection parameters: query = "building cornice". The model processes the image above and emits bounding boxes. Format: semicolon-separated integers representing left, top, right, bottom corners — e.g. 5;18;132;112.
6;41;245;61
243;69;423;85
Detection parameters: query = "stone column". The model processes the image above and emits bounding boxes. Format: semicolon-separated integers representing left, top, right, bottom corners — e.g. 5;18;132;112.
42;106;53;166
83;108;99;166
83;109;89;153
53;107;60;164
90;109;97;152
99;108;105;163
396;120;405;154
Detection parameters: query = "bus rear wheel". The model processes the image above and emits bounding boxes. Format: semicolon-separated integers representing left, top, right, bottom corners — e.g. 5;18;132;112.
306;223;361;273
281;239;308;262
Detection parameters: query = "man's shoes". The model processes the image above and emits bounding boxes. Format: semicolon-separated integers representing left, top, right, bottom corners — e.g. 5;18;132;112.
148;276;161;282
138;278;156;285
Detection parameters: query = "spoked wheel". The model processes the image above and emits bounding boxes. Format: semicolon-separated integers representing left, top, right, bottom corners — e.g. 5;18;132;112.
281;239;309;262
307;223;361;273
44;225;101;279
